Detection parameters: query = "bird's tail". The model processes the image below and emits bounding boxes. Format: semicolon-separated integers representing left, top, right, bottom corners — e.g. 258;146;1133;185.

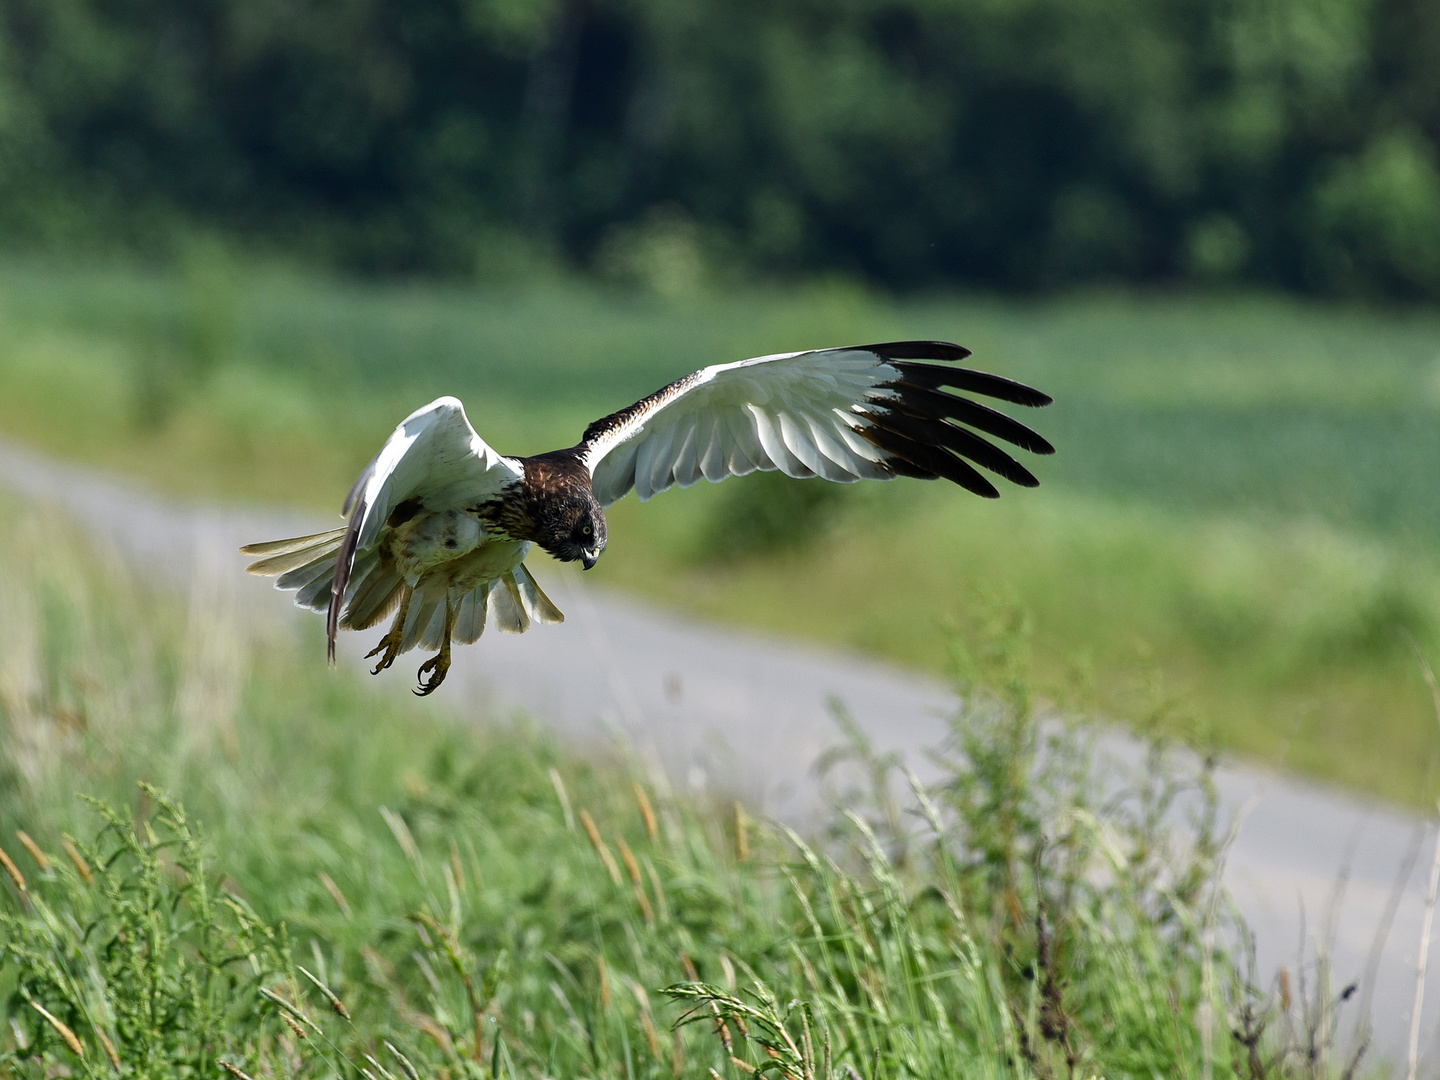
445;563;566;646
508;563;566;628
241;531;565;650
241;528;348;612
241;528;347;574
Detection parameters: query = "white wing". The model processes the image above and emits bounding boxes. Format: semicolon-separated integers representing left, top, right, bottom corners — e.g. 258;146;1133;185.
581;341;1052;508
327;396;522;657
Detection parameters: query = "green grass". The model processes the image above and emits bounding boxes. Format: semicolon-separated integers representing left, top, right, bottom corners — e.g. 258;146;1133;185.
0;492;1372;1078
0;257;1438;804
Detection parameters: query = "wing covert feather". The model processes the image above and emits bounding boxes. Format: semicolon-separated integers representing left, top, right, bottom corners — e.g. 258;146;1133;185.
580;341;1052;508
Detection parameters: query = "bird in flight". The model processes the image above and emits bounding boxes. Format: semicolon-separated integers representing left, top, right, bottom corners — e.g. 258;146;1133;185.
242;341;1052;694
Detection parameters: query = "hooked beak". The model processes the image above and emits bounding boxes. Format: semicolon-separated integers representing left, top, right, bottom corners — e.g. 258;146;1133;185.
581;549;600;571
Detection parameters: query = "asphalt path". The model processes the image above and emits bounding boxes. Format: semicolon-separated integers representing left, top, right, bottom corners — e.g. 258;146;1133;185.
2;438;1438;1073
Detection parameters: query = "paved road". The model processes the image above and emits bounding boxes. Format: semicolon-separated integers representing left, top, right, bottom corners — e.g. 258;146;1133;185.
2;438;1438;1073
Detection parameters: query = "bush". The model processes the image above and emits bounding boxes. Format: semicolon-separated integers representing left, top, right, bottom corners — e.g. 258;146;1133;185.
1;790;291;1079
694;471;851;563
1308;130;1440;298
1;683;1371;1079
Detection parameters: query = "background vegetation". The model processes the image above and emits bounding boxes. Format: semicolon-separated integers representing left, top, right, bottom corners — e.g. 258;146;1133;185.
0;3;1436;1071
0;493;1366;1079
0;259;1437;805
3;0;1440;298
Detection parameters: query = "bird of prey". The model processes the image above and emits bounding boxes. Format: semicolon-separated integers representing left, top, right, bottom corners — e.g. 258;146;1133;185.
242;341;1052;694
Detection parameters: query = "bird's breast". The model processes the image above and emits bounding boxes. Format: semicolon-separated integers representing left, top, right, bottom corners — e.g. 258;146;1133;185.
389;510;531;592
439;538;532;593
393;509;486;579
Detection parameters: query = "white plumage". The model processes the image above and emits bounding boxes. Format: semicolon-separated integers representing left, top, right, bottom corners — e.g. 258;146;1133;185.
580;344;1049;506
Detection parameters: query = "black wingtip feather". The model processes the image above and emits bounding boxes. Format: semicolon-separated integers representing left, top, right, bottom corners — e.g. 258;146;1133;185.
891;361;1052;408
856;422;1002;498
881;382;1056;455
862;340;974;363
865;407;1039;487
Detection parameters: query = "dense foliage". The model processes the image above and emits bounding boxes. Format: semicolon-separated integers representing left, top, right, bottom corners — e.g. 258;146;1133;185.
1;0;1439;296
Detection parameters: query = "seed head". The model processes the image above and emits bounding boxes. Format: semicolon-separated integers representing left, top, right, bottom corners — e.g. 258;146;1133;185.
318;872;351;917
15;831;49;871
385;1041;421;1080
29;1001;82;1058
580;810;623;885
298;964;351;1020
0;845;25;893
633;782;658;842
95;1025;121;1070
61;837;93;885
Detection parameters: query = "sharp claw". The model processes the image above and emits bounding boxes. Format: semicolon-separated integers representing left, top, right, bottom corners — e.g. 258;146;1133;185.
413;652;449;696
367;637;399;674
364;587;413;679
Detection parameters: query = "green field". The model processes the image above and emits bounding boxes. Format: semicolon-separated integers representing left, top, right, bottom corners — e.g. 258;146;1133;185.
1;257;1439;804
0;492;1357;1079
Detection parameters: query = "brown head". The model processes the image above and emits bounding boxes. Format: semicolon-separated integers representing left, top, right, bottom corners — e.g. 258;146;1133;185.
519;449;608;569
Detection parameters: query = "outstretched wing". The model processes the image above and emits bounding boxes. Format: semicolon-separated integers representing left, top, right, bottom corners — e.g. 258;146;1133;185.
327;397;522;660
581;341;1052;508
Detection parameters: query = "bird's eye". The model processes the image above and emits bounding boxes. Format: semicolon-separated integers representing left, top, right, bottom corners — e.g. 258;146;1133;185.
582;525;592;536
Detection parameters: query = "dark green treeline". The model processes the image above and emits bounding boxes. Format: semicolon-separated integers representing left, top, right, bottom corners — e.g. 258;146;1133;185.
2;0;1439;297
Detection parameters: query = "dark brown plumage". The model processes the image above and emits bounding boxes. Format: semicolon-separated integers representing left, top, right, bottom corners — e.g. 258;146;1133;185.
514;450;607;569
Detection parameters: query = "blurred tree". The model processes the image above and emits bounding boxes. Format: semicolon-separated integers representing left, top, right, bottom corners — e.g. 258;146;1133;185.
0;0;1433;299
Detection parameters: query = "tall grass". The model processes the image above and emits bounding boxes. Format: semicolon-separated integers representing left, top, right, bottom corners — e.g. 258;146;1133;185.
0;493;1375;1077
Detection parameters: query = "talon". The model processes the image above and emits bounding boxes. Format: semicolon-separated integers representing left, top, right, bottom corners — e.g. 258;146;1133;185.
413;652;449;696
365;587;412;676
413;600;456;696
366;636;401;674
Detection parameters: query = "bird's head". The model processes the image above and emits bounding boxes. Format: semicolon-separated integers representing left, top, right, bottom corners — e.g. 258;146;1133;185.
519;449;609;569
542;492;608;570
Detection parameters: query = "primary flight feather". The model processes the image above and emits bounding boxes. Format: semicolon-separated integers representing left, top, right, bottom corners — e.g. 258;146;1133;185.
242;340;1053;694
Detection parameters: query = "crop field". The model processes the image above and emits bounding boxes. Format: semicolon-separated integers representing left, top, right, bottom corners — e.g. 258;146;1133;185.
0;491;1364;1079
0;257;1439;803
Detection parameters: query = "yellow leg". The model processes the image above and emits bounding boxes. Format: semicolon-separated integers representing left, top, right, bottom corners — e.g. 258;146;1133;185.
415;600;457;696
365;587;413;675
